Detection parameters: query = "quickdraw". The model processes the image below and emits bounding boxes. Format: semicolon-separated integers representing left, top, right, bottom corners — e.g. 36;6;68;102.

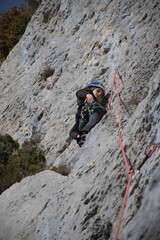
145;142;157;158
129;142;159;178
129;143;158;176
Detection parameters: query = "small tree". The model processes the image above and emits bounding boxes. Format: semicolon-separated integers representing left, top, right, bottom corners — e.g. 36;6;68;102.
0;0;41;61
0;134;19;166
0;135;46;194
8;139;46;177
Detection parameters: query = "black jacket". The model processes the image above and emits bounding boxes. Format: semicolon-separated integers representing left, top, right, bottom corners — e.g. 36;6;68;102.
75;87;109;124
69;87;110;139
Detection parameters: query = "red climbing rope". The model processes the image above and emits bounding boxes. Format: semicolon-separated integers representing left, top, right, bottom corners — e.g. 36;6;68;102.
114;71;132;240
106;71;132;240
107;71;159;240
106;72;116;112
116;71;131;173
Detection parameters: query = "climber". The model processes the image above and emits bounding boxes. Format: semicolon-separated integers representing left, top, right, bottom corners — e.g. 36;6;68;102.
69;81;110;147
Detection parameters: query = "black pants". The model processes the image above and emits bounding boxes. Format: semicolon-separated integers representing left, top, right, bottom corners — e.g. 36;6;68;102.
69;107;106;140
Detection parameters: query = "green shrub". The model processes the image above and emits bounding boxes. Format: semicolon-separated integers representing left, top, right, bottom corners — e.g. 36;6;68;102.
8;139;46;176
51;164;71;176
0;135;46;194
0;134;19;166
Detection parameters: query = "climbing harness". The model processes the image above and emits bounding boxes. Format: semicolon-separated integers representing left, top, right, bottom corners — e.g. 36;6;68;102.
107;70;160;240
79;103;91;130
79;101;104;131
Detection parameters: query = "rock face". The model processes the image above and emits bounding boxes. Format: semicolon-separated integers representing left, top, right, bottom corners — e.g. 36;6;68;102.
0;0;160;239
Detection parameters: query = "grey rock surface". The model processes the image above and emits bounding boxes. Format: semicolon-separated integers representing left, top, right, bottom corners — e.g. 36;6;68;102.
0;0;160;239
123;164;160;240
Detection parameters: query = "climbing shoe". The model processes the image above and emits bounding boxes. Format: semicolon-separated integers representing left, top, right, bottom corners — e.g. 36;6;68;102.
77;132;88;147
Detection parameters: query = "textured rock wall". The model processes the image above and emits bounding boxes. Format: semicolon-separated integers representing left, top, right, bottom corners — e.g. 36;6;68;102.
0;0;159;239
0;0;159;166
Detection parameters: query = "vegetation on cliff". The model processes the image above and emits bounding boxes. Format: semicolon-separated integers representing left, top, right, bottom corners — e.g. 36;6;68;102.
0;134;46;194
0;0;41;62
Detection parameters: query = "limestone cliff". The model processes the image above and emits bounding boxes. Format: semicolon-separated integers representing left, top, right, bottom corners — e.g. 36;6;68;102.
0;0;159;239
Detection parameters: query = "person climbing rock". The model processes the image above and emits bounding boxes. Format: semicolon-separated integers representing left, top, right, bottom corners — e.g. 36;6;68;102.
69;82;110;147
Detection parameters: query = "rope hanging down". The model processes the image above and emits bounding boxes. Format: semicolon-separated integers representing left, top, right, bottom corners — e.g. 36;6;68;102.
113;71;132;240
106;71;132;240
107;71;159;240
